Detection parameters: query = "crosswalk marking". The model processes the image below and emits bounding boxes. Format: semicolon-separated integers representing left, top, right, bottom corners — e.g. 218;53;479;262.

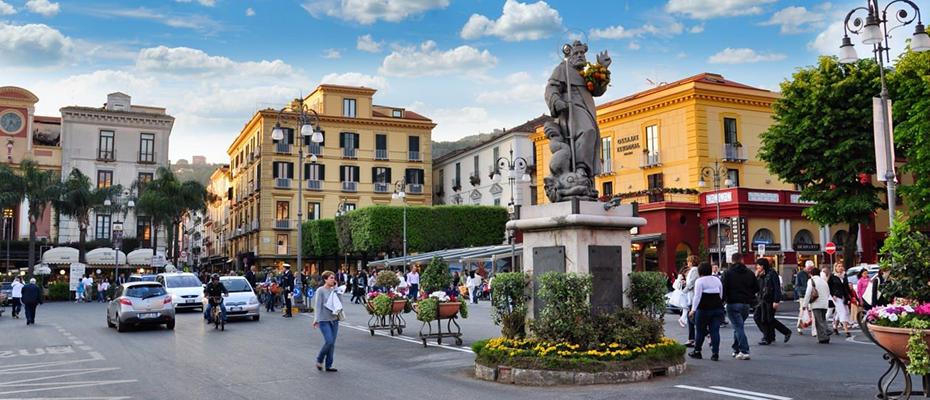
676;385;793;400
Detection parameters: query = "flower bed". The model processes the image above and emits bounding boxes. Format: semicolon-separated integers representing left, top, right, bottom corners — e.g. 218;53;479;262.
865;303;930;374
473;337;685;373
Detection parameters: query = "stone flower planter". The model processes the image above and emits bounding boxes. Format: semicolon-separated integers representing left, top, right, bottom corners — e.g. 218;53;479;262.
869;324;930;361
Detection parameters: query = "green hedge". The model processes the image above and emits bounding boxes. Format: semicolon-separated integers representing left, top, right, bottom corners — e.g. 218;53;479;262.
303;219;339;258
47;282;70;301
627;271;668;320
335;205;508;255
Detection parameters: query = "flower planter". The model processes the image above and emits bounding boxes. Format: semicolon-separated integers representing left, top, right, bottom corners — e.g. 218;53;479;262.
868;324;930;361
392;299;407;314
438;302;461;319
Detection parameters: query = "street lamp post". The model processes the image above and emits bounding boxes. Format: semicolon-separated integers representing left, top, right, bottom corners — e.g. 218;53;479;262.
699;160;733;267
492;148;530;273
3;208;12;274
336;198;349;271
392;181;407;272
105;191;134;280
272;99;323;276
838;0;929;230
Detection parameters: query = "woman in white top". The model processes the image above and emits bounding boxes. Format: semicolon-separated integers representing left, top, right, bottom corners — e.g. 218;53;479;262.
10;277;23;319
803;267;832;344
688;262;725;361
466;271;482;304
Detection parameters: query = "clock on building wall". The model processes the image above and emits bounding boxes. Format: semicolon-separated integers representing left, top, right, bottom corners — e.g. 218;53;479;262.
0;110;24;135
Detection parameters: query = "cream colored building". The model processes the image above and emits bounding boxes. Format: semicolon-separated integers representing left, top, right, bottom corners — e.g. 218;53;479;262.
203;166;231;268
225;85;435;269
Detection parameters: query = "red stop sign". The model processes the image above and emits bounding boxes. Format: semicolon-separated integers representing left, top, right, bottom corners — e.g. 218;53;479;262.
825;242;837;255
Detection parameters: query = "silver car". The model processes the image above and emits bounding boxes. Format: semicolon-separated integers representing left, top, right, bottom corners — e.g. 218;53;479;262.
107;282;176;332
203;276;261;321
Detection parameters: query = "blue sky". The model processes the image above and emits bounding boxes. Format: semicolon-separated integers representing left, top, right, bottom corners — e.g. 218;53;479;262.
0;0;897;163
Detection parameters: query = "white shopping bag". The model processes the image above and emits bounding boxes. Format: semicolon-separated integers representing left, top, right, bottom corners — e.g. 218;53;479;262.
325;289;343;313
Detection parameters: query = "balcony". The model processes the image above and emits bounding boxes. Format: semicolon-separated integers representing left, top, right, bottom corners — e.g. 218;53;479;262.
307;143;322;155
723;144;747;162
251;219;259;231
374;182;389;193
375;149;388;160
408;183;423;194
275;143;292;154
342;181;358;192
138;151;156;164
640;152;661;168
275;178;291;188
306;179;323;190
274;219;290;230
408;150;421;161
342;147;357;158
97;150;115;162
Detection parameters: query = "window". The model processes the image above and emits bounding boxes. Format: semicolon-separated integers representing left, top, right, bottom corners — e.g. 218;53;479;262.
97;170;113;189
492;147;500;174
304;163;324;180
392;109;403;118
645;125;659;155
473;155;479;178
340;165;360;182
375;134;387;159
600;136;612;173
276;201;289;221
647;173;664;203
454;163;461;188
340;132;359;157
405;168;424;184
272;162;294;179
372;167;391;183
602;181;613;197
494;198;501;206
98;130;115;160
344;203;356;212
308;202;321;220
727;169;740;187
276;234;288;255
343;98;356;118
724;117;738;145
139;133;155;163
95;214;111;240
752;228;775;245
136;216;151;246
408;136;420;160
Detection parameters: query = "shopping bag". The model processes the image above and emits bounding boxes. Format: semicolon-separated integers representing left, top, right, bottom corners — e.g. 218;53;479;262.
325;289;343;313
668;289;684;308
800;310;813;329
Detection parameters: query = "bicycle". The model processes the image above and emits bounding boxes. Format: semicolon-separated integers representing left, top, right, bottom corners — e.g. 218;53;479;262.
208;296;225;331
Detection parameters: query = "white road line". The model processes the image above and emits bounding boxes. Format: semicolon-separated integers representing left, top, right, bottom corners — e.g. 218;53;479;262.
78;346;92;352
0;380;138;396
300;314;473;353
0;368;122;385
710;386;793;400
675;385;790;400
71;341;84;345
3;397;131;400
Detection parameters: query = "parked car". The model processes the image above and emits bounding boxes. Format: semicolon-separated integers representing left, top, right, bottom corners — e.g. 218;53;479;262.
665;291;684;315
204;276;260;321
847;264;880;287
107;282;175;332
128;274;157;282
0;282;11;306
156;273;204;311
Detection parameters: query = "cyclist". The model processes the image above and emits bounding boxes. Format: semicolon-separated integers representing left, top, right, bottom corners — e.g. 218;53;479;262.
203;273;229;323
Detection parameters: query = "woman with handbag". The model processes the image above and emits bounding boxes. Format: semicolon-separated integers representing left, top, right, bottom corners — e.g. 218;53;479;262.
313;271;343;372
803;267;832;344
828;263;852;337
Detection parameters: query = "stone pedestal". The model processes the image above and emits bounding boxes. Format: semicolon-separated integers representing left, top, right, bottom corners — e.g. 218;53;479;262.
506;201;646;318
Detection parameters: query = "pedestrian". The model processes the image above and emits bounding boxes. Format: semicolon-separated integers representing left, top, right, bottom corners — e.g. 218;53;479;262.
803;266;831;344
688;262;725;361
466;270;481;304
856;269;870;316
683;255;701;348
21;278;42;325
452;271;461;289
75;275;85;303
98;279;109;303
828;263;852;337
245;265;257;292
281;264;295;318
756;258;791;345
795;261;813;335
264;273;276;312
671;264;690;328
406;266;420;300
10;276;23;319
722;253;759;360
313;270;341;372
83;275;95;302
367;272;377;293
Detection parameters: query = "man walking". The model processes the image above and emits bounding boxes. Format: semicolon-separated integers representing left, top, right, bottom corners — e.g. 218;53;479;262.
281;264;295;318
244;265;257;292
21;278;42;325
795;261;812;334
722;253;759;360
10;276;23;319
757;259;792;345
406;266;420;300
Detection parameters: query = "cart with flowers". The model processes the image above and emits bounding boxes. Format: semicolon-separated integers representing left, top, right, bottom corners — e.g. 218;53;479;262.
415;291;467;347
365;291;410;336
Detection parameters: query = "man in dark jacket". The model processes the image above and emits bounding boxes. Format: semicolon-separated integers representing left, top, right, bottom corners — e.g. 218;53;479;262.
244;265;257;292
722;253;758;360
756;258;792;345
20;278;42;326
281;264;295;318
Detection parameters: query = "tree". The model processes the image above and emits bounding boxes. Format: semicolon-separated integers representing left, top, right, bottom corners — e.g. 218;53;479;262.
758;56;884;268
56;169;122;263
0;160;61;272
888;46;930;225
135;167;209;262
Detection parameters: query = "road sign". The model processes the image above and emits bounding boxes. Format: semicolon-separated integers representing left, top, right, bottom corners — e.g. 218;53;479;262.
825;242;837;255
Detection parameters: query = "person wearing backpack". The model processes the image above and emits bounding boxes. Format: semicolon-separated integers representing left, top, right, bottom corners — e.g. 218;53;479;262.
803;267;831;344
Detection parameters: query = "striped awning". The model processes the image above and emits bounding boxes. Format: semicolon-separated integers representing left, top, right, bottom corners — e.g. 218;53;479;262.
85;248;128;266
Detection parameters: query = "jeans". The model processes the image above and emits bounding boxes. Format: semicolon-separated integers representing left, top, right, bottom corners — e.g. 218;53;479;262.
11;297;21;317
98;291;106;303
317;320;339;369
726;303;751;354
472;287;481;304
695;308;725;355
409;284;419;300
204;302;227;322
265;293;275;312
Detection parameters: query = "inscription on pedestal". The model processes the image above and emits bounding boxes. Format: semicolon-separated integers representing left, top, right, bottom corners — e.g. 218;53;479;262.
589;245;623;313
532;246;566;317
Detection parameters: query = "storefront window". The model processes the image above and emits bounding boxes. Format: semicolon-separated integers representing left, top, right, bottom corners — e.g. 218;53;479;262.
644;243;659;272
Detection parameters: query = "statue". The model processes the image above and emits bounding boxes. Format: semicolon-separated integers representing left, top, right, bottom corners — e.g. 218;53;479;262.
543;40;611;203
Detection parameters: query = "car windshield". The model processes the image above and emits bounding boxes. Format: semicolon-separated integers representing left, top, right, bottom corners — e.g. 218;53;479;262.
166;275;202;288
130;275;156;282
125;285;167;299
222;279;252;293
1;283;10;290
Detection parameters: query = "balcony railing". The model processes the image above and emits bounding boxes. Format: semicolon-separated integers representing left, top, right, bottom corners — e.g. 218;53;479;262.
97;150;115;161
342;181;358;192
138;151;156;164
275;219;290;230
307;143;322;155
723;144;747;162
306;179;322;190
640;152;661;168
601;161;613;174
275;178;291;188
342;147;357;158
408;183;423;194
251;219;259;231
275;143;292;154
375;149;388;160
408;150;421;161
374;182;389;193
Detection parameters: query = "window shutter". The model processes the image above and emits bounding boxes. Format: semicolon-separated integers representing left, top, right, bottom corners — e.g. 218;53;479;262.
286;128;294;145
319;130;325;146
305;163;311;180
339;132;346;148
340;166;345;182
354;133;360;149
353;166;360;182
287;163;294;179
417;169;424;183
372;167;378;183
408;136;419;151
273;162;280;178
376;134;386;150
406;168;414;183
319;164;325;180
386;168;392;183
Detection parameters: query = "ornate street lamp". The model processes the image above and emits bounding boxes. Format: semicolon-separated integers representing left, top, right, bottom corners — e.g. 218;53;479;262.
104;190;135;280
391;180;408;272
3;208;12;274
838;0;929;230
492;148;530;273
699;160;734;266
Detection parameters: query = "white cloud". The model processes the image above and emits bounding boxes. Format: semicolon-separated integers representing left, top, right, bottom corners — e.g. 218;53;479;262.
666;0;775;19
708;48;787;64
321;72;388;90
302;0;449;24
0;23;72;67
135;46;295;77
763;6;824;34
25;0;59;17
379;40;497;77
357;34;382;53
460;0;562;42
175;0;216;6
245;7;255;16
323;48;341;59
88;7;222;33
690;24;704;33
475;72;542;105
0;1;15;15
589;21;683;40
809;15;910;60
628;41;641;50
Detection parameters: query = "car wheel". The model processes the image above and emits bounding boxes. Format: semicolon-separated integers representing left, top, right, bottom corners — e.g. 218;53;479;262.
115;315;127;333
166;320;175;330
252;315;259;321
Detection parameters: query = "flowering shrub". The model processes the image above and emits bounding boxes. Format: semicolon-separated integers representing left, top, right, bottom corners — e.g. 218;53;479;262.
415;292;468;321
473;336;685;372
366;291;409;316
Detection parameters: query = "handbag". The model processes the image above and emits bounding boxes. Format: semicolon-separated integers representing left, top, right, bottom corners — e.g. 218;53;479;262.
809;279;820;303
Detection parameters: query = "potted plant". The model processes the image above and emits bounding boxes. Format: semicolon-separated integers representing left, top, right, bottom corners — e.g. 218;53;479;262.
469;174;481;187
416;257;468;321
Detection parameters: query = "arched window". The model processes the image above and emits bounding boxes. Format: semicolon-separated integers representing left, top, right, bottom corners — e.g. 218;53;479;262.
793;229;815;245
752;228;775;244
675;242;692;272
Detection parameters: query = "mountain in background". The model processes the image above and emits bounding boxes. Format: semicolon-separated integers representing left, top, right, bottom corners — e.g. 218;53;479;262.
171;158;225;185
432;132;502;159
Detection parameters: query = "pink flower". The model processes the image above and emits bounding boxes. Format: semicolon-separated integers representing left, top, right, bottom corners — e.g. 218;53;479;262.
916;303;930;316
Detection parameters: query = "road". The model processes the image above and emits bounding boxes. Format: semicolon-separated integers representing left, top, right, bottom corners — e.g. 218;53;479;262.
0;300;890;399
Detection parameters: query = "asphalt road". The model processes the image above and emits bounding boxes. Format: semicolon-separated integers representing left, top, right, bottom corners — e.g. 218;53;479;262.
0;299;894;400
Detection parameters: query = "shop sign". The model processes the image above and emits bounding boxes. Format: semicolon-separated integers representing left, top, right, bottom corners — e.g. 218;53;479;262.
706;192;733;204
794;243;821;252
615;135;640;155
790;194;816;204
748;192;780;203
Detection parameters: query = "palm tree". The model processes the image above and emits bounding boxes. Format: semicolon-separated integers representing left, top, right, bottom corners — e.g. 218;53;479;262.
56;169;122;263
0;160;61;273
135;167;210;263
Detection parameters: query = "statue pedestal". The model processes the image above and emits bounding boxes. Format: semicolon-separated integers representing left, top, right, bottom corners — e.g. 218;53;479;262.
506;201;646;318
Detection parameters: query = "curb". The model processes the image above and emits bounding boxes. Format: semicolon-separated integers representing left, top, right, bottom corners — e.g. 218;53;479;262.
475;361;686;386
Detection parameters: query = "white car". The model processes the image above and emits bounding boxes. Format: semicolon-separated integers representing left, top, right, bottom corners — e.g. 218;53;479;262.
156;273;204;311
203;276;261;321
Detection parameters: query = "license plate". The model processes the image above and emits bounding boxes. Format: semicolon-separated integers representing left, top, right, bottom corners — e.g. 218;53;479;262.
138;313;158;319
186;299;195;304
229;307;241;312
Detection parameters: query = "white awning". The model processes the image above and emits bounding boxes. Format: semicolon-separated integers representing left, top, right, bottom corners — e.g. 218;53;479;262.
42;247;79;265
126;248;154;266
85;248;128;266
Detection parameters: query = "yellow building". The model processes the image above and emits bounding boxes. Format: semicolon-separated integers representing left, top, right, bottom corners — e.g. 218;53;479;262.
531;73;874;277
225;85;435;270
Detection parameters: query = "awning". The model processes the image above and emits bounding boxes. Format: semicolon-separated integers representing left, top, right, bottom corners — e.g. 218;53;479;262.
85;248;128;266
126;248;154;266
42;247;79;265
631;233;665;243
367;244;524;268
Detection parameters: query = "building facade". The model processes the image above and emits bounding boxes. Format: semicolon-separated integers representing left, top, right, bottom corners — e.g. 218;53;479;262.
202;166;231;269
59;92;174;250
226;84;435;270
